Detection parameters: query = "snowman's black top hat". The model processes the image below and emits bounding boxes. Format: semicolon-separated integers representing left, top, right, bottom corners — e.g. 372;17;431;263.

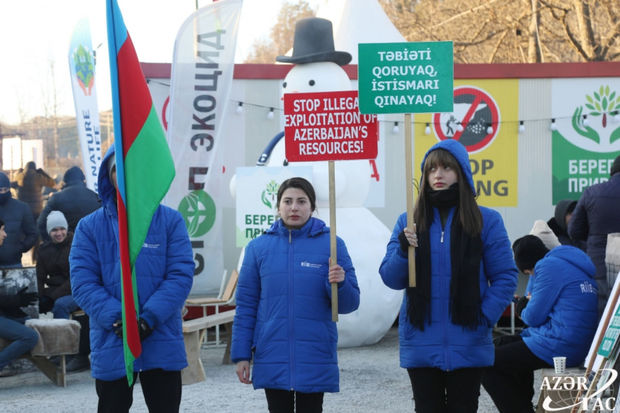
276;17;352;66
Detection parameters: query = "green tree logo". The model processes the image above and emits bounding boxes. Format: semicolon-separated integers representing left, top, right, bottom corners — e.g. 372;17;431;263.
571;85;620;147
261;180;279;209
72;45;94;96
178;190;216;237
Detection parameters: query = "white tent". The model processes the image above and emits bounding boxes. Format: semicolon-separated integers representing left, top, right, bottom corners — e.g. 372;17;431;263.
316;0;405;63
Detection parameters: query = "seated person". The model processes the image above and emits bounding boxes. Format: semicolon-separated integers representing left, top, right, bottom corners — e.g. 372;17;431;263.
36;211;76;318
36;211;89;371
482;235;599;413
0;218;39;376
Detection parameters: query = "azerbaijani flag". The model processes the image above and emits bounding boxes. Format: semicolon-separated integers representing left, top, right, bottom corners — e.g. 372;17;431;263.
106;0;175;385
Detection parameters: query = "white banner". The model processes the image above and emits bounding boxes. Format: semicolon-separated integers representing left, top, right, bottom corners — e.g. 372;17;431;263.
235;166;312;247
165;0;243;295
68;18;102;192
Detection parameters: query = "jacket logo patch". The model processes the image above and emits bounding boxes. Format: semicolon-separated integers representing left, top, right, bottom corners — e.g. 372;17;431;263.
143;243;160;249
301;261;322;269
580;281;596;294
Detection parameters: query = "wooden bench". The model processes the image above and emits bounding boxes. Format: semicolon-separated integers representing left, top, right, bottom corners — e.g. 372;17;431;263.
181;309;235;385
0;318;81;387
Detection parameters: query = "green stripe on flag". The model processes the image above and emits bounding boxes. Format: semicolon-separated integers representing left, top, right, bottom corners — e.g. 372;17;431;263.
124;106;175;265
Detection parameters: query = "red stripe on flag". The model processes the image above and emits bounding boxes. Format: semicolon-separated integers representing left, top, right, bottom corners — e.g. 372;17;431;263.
117;191;141;357
117;33;152;158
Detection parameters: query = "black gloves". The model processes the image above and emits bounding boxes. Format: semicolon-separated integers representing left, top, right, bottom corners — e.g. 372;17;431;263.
113;318;153;342
18;287;38;307
398;230;411;253
515;296;529;318
138;318;153;341
38;295;54;313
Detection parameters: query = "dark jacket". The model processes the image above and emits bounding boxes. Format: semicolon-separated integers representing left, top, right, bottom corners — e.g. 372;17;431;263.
231;217;360;393
0;197;37;267
568;173;620;310
37;182;100;240
13;166;57;217
379;139;518;371
36;232;73;300
521;246;598;367
547;199;585;250
69;148;195;380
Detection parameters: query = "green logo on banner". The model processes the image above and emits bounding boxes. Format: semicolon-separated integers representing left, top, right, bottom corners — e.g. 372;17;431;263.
358;41;454;114
178;190;216;237
261;180;279;209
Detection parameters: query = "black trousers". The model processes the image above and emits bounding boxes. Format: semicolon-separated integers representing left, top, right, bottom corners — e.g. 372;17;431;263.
481;334;551;413
407;366;483;413
95;368;182;413
264;388;324;413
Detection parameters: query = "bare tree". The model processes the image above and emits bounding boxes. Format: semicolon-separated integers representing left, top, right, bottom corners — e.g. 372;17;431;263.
378;0;620;63
244;0;315;63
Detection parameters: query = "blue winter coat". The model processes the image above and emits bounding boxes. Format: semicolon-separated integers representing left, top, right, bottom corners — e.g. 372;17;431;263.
69;148;194;380
231;217;360;393
521;245;598;367
379;139;518;371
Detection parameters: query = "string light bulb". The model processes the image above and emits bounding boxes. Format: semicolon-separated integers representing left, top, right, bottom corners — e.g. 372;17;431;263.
236;102;243;114
550;118;557;131
456;123;464;132
486;123;493;134
518;121;525;134
392;122;399;134
582;114;589;126
267;108;274;120
425;123;431;135
613;111;620;123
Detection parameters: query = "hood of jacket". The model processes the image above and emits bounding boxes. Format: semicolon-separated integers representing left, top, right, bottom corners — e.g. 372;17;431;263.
98;147;117;210
538;245;595;280
420;139;476;195
553;199;577;232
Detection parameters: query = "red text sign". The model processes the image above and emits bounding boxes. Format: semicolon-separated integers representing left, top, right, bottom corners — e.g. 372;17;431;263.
284;90;378;162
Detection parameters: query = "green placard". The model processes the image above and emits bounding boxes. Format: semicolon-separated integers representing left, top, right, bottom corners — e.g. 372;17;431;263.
358;41;454;114
599;306;620;358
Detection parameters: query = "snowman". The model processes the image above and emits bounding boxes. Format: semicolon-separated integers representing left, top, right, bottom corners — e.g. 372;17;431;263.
262;17;401;347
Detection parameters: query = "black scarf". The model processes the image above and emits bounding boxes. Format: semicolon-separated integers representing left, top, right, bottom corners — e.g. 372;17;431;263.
406;184;483;330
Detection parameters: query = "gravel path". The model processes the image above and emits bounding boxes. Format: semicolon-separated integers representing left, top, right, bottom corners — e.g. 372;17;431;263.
0;327;542;412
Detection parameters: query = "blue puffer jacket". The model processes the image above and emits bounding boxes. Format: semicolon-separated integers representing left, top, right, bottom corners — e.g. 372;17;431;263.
379;139;518;371
521;245;598;367
231;217;360;393
69;148;194;380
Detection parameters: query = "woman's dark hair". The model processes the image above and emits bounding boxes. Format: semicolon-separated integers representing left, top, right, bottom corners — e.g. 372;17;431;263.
0;218;4;227
414;149;483;236
276;177;316;211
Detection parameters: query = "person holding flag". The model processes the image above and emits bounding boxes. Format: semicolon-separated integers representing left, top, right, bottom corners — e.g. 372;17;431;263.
70;149;193;412
69;0;194;411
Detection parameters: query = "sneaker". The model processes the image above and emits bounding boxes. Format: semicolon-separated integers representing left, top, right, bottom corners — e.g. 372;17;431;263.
65;355;90;372
0;365;18;377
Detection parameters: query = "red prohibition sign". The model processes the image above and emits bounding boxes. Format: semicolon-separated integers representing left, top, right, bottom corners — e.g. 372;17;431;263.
432;86;500;153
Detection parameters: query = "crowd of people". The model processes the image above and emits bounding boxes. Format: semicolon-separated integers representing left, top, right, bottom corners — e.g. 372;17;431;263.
0;163;100;376
0;148;619;412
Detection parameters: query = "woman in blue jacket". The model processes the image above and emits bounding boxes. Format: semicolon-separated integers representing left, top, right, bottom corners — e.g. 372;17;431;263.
69;148;194;412
379;140;518;412
231;177;360;413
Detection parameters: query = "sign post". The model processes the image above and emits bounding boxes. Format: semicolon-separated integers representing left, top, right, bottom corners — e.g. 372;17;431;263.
358;41;454;287
284;90;378;321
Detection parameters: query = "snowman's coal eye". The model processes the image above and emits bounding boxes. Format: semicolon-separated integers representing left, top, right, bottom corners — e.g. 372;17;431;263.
308;80;315;86
283;82;287;88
